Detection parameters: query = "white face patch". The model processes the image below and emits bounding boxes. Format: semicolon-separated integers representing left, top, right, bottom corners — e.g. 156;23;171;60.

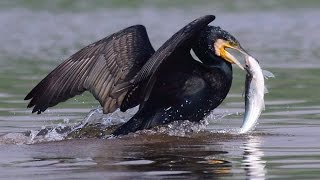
213;39;226;56
213;39;245;70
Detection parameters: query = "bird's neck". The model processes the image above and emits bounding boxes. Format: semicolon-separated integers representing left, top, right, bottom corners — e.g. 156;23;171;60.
212;58;233;78
193;47;233;80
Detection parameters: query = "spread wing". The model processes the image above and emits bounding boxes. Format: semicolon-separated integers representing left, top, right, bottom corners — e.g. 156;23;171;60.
120;15;215;111
25;25;155;114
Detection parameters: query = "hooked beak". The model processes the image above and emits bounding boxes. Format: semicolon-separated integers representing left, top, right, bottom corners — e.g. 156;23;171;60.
220;47;245;70
215;39;250;71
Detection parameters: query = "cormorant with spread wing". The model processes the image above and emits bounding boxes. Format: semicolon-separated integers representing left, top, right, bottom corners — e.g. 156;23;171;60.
25;15;250;136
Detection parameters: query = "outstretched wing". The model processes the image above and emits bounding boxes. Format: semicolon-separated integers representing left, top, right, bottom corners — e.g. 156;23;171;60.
121;15;215;111
25;25;155;114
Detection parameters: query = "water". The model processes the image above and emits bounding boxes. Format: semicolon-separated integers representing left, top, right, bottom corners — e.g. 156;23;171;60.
1;1;320;179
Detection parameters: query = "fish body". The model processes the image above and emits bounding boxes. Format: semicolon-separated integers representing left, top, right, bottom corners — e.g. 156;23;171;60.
239;56;266;134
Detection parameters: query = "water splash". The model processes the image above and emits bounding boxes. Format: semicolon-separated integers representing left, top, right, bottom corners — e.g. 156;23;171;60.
0;107;136;144
0;107;240;144
132;119;208;138
205;111;235;122
0;127;70;145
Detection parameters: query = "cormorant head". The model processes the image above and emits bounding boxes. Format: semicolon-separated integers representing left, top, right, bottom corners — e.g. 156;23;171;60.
194;26;248;70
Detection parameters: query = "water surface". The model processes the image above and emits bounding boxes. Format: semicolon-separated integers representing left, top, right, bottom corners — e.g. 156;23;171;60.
0;1;320;179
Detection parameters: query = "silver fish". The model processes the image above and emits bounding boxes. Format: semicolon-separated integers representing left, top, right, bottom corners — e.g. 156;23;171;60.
239;55;274;134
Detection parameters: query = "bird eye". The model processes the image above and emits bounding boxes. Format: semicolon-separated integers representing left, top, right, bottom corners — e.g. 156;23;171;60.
229;41;237;47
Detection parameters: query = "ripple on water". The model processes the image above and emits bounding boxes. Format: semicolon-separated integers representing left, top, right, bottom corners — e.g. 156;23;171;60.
0;108;245;145
1;9;320;68
1;6;320;179
0;92;12;98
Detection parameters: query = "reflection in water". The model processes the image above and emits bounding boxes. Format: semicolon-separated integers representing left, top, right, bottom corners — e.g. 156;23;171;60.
5;135;235;179
242;136;266;180
78;138;233;179
0;1;320;179
0;103;269;179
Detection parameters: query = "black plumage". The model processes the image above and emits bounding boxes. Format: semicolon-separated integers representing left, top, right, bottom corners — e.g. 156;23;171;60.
25;25;155;114
25;15;247;136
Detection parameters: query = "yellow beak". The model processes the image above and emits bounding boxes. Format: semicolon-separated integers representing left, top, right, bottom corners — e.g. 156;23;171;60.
214;39;248;70
220;47;245;70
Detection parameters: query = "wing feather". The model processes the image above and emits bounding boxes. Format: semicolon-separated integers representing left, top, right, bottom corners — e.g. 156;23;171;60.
121;15;215;111
25;25;154;114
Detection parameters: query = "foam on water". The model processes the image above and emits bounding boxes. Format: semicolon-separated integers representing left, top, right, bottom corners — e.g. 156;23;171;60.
0;108;115;144
0;107;240;144
0;128;67;145
131;120;208;138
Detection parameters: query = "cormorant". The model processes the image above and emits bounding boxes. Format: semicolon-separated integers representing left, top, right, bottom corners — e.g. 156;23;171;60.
25;15;249;136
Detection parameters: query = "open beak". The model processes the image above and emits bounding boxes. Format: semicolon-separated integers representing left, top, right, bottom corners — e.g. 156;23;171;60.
216;41;250;70
215;39;250;71
221;48;245;70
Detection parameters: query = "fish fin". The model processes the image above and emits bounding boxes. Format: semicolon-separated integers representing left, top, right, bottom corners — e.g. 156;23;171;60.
241;86;245;98
264;86;269;94
262;69;273;93
262;69;275;79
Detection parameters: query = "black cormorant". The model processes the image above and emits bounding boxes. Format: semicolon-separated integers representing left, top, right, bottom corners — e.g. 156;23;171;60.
25;15;249;136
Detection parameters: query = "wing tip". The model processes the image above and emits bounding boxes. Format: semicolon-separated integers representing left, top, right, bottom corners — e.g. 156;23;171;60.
31;108;42;114
123;24;147;34
205;14;216;20
27;102;34;108
198;15;216;24
25;86;38;100
31;103;46;114
25;92;47;114
24;93;33;100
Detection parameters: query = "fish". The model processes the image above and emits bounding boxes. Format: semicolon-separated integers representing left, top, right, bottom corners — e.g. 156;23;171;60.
239;55;274;134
